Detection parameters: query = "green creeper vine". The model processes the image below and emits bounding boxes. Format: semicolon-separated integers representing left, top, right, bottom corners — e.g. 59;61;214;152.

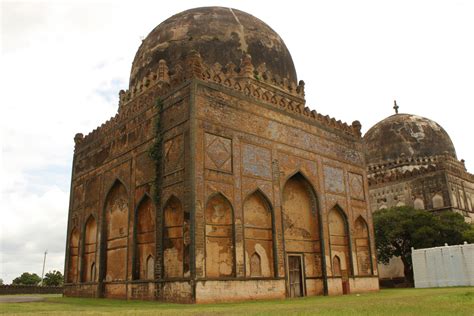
149;97;163;205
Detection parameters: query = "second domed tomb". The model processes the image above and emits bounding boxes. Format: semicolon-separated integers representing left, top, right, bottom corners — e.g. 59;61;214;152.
364;110;474;281
64;7;379;302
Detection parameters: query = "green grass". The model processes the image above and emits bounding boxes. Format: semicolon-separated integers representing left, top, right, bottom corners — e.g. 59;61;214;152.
1;287;473;315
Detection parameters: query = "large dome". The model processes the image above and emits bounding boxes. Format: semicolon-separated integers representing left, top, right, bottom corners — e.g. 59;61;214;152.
364;113;457;165
129;7;297;88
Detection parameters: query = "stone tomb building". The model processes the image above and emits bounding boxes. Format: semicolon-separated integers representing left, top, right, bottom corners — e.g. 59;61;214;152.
64;7;379;302
364;112;474;279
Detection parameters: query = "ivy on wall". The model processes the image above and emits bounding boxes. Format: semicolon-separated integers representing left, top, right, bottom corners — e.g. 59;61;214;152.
149;98;164;206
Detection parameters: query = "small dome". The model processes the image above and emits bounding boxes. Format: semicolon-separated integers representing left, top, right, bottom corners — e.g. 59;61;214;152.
364;113;457;164
129;7;297;89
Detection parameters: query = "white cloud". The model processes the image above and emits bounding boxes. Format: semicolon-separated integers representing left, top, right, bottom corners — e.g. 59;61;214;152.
1;0;473;283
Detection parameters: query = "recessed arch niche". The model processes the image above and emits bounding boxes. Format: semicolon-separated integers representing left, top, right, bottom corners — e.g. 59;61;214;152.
282;173;322;278
328;206;351;277
205;193;235;278
67;227;79;283
134;195;155;280
82;215;97;282
163;195;190;278
243;190;274;277
354;216;372;276
103;180;129;282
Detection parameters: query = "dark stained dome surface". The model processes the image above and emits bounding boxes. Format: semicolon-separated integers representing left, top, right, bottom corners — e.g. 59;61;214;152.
364;114;457;164
129;7;297;88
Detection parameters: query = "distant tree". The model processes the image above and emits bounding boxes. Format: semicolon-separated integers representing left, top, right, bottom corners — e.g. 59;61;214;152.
436;211;474;245
374;206;437;282
12;272;41;285
0;278;3;285
43;270;64;286
373;207;474;283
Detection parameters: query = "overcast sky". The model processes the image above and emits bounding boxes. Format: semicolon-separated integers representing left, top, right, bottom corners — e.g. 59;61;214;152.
1;0;473;284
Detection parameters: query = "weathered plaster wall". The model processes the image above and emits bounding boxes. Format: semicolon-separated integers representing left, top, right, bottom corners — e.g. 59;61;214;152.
65;75;378;301
195;279;286;303
64;82;192;300
193;81;377;298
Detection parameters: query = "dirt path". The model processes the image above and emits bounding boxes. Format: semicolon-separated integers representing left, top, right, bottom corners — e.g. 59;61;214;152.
0;296;46;303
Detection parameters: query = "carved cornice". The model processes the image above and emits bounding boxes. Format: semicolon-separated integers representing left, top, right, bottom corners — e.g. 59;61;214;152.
75;51;362;152
367;153;474;185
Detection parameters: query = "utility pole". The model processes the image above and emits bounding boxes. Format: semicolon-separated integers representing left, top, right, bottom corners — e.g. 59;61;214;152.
41;250;47;286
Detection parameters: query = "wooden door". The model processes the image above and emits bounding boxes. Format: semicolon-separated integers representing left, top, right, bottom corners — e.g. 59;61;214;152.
288;255;304;297
342;270;350;295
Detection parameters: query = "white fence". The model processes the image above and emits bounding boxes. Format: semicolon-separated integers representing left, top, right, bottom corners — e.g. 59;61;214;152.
412;242;474;288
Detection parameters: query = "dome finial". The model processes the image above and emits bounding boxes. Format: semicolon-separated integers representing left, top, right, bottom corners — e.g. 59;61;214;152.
393;100;399;114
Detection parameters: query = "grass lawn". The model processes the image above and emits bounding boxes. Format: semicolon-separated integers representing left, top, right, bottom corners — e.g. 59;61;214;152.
0;287;473;315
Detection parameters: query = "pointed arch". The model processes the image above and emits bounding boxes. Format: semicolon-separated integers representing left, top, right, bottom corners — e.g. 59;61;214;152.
451;189;458;208
432;193;444;209
67;227;80;283
282;172;323;281
82;215;97;282
244;188;273;214
250;252;262;277
414;197;425;210
467;193;472;211
205;192;235;278
332;255;342;276
134;194;155;280
103;179;129;282
163;195;188;278
328;205;351;277
90;262;96;282
330;203;349;223
283;170;320;212
146;255;154;280
103;178;129;204
354;216;373;276
243;189;274;277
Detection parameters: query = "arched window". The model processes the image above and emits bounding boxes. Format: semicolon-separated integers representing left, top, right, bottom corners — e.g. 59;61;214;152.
432;193;444;209
333;256;342;277
328;206;351;277
282;173;322;278
451;190;458;208
459;190;466;209
250;253;262;277
163;195;187;278
90;262;96;282
146;255;154;280
67;228;79;283
243;190;274;277
354;216;372;276
82;215;97;282
205;193;235;278
135;195;155;280
104;180;129;282
414;198;425;210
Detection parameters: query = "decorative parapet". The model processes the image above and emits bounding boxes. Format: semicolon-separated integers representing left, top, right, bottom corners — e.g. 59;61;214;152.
367;153;474;185
75;51;362;152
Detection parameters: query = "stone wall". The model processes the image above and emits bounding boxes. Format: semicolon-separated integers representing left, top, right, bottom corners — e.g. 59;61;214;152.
195;279;286;303
65;59;379;301
0;285;63;295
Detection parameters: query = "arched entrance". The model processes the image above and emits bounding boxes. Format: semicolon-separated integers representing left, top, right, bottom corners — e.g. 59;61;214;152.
282;173;322;297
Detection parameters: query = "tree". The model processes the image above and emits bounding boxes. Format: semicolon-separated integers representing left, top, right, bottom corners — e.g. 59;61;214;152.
42;270;64;286
373;207;474;283
436;211;474;245
0;278;3;285
12;272;41;285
